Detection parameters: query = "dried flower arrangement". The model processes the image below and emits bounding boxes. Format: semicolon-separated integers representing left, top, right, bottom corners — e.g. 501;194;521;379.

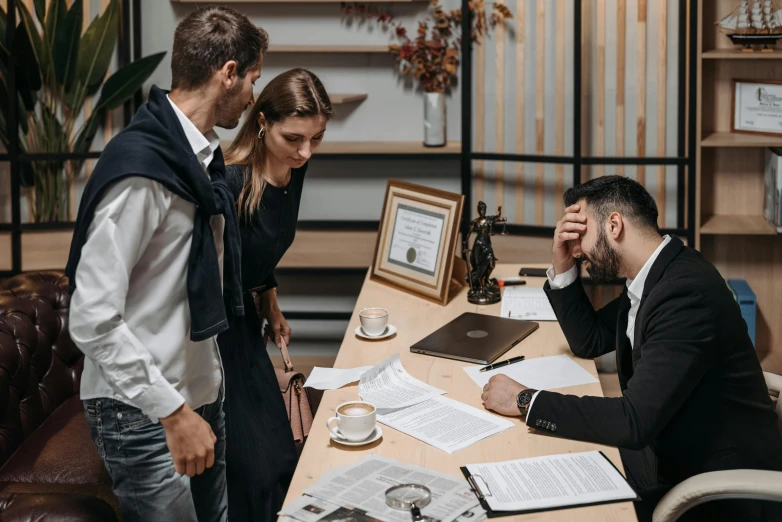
341;1;513;94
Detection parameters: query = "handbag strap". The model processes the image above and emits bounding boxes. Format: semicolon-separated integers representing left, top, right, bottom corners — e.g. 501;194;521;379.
279;337;294;373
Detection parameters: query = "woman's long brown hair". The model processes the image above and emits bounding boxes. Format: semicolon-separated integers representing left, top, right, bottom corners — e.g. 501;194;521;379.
225;68;333;220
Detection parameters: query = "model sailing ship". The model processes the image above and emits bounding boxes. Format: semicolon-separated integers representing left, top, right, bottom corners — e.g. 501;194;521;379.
717;0;782;51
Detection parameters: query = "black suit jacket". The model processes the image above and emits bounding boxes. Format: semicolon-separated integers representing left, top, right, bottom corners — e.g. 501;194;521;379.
532;236;782;485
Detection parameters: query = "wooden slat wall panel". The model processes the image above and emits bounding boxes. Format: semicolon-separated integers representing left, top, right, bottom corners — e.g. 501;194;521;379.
616;0;627;176
636;0;647;185
495;0;506;210
534;0;546;225
555;0;566;219
595;0;606;178
474;35;485;206
514;0;526;224
657;0;667;227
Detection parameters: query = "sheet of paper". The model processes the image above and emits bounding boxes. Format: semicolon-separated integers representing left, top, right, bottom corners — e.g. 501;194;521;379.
304;366;374;390
376;396;514;454
465;451;638;512
500;287;557;321
303;455;479;522
359;354;445;409
463;354;598;390
278;495;344;522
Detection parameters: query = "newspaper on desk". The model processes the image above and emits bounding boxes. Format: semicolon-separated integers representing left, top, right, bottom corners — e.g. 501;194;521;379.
281;455;482;522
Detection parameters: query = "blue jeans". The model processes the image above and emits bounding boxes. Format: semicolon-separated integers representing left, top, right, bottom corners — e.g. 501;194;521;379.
83;394;227;522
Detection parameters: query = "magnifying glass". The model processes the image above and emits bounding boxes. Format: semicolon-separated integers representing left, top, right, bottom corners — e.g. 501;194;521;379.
385;484;432;521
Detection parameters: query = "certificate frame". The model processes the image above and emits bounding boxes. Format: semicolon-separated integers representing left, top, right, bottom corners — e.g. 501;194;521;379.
731;79;782;137
371;180;464;305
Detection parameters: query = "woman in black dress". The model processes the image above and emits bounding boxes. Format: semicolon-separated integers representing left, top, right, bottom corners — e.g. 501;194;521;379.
218;69;332;521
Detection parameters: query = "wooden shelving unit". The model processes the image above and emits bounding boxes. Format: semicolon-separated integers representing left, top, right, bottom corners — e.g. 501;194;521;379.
701;132;782;148
269;45;390;53
702;49;782;59
697;0;782;374
329;93;368;105
700;215;778;235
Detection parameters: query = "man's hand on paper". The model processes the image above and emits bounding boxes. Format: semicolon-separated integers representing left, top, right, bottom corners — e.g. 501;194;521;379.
481;375;528;416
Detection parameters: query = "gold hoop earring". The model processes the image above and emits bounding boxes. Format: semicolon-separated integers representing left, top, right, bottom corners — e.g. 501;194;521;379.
258;127;266;140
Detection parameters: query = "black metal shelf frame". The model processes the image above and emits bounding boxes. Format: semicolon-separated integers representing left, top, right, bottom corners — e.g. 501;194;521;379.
458;0;697;247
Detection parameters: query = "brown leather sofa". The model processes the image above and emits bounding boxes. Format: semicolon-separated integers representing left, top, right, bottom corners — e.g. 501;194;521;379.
0;271;119;521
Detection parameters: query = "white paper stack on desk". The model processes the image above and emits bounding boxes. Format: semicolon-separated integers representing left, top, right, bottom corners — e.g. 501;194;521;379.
359;355;514;454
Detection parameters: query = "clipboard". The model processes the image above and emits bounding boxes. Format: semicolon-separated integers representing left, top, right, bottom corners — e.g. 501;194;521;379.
460;451;640;518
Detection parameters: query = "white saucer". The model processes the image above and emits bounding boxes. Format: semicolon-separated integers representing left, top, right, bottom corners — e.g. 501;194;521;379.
330;425;383;446
355;324;397;340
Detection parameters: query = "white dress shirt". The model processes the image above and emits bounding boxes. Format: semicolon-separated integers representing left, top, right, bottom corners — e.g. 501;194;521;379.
70;96;224;422
527;235;672;415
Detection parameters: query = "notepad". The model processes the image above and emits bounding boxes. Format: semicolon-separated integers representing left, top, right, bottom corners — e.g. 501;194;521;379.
499;287;557;321
462;451;639;516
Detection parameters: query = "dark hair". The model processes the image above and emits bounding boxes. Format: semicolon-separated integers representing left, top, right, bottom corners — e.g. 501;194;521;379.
225;68;333;219
563;175;659;233
171;6;269;91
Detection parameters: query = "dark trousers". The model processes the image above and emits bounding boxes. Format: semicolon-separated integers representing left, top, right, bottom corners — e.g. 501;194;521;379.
620;447;669;522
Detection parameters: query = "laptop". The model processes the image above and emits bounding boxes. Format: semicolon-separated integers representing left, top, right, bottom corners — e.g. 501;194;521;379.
410;312;539;365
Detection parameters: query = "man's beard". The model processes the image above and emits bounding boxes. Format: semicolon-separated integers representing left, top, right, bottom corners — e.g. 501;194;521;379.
214;83;246;129
582;228;621;283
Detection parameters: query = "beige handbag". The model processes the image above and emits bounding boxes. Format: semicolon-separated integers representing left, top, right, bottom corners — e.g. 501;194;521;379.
272;337;313;447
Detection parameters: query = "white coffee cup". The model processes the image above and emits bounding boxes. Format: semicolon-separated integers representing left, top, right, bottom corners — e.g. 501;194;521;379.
359;307;388;336
327;401;377;442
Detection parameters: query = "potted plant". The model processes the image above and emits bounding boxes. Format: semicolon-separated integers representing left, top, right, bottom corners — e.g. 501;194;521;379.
0;0;165;222
342;0;512;147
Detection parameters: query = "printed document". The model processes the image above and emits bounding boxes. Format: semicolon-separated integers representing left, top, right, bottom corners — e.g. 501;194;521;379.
302;455;480;522
304;366;374;390
463;354;598;390
500;287;557;321
359;354;445;409
465;451;638;513
376;396;515;454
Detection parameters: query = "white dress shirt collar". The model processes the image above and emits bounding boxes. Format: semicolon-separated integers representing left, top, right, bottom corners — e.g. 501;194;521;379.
166;95;220;170
626;234;672;302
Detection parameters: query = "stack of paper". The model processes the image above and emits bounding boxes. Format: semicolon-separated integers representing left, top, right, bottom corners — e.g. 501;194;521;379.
280;455;485;522
463;451;638;514
500;287;557;321
360;355;514;453
304;366;374;390
463;354;599;390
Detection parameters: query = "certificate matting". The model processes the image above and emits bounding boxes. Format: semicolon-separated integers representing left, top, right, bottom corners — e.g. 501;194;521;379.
387;204;446;277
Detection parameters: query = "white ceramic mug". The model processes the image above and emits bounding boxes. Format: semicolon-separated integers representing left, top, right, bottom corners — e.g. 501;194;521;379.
359;308;388;336
327;401;377;442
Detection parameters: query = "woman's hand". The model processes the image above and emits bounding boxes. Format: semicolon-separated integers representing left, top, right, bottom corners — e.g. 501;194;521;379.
261;290;291;347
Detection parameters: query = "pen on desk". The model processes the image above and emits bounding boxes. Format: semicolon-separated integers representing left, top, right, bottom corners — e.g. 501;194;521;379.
497;277;527;288
479;355;525;372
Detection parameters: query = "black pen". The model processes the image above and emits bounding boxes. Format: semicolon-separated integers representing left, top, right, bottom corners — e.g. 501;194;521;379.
479;355;525;373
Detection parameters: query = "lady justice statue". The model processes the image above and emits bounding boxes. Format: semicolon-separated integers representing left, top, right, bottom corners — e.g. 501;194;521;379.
462;201;507;305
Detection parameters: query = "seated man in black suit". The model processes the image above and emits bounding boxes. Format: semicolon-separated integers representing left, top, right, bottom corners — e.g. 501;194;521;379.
481;175;782;521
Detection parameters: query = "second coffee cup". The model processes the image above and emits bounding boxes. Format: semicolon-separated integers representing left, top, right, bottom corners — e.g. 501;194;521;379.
327;401;376;442
359;307;388;336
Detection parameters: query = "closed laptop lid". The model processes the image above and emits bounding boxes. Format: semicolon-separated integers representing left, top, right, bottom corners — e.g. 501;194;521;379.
410;312;539;365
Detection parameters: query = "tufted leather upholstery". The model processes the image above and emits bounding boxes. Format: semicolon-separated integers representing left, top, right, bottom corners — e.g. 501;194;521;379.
0;271;118;521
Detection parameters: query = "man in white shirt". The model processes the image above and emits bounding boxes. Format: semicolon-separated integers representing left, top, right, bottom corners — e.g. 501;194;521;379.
480;176;782;522
66;7;268;522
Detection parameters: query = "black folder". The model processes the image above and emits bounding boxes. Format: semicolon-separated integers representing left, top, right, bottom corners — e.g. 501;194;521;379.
460;451;640;518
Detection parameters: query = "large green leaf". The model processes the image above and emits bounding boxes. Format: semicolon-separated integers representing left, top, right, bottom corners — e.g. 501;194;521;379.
0;4;6;56
34;0;46;24
95;52;166;112
43;0;66;82
53;0;82;90
73;109;102;154
14;1;44;86
13;19;41;92
77;0;118;89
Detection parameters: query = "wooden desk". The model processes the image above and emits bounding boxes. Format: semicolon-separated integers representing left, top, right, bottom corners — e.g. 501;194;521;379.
284;264;638;522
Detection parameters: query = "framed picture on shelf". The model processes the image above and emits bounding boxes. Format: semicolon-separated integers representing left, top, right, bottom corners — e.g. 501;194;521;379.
370;180;465;305
731;79;782;137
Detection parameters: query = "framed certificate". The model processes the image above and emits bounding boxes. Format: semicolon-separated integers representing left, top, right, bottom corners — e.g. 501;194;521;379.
371;180;464;305
732;80;782;137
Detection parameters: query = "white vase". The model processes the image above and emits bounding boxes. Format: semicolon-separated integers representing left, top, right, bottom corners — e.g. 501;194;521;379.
423;92;446;147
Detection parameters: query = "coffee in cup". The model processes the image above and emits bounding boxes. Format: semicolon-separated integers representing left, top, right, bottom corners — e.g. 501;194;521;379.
359;308;388;336
327;401;377;442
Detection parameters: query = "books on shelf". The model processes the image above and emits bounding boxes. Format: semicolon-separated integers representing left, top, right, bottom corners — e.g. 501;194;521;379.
764;148;782;233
